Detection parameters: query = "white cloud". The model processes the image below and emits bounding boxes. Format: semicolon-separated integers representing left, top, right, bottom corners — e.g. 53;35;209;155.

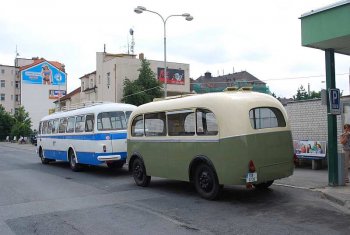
0;0;349;98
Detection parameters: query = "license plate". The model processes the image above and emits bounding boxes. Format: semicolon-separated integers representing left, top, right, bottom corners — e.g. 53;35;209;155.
246;172;257;183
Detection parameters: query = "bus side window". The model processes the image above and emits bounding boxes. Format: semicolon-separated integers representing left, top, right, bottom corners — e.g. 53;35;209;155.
59;118;67;133
131;115;144;137
66;117;75;133
42;121;48;134
145;112;166;136
75;116;85;133
52;119;59;134
167;111;195;136
47;120;53;134
85;114;94;132
38;122;42;135
196;109;218;136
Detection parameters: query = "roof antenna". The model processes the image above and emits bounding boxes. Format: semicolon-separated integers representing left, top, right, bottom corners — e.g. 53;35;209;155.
129;28;135;54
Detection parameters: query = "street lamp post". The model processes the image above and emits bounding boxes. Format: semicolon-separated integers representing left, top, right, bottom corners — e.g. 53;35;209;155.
134;6;193;98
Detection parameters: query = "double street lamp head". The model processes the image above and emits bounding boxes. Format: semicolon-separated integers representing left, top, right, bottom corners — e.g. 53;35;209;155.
134;6;194;21
134;6;146;14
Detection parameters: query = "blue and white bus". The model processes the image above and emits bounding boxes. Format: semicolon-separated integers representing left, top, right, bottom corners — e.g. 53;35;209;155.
37;103;137;171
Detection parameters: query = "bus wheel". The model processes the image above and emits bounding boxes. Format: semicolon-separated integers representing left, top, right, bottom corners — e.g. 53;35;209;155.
69;150;81;172
107;161;125;169
132;158;150;187
194;164;221;200
39;148;50;164
253;180;274;190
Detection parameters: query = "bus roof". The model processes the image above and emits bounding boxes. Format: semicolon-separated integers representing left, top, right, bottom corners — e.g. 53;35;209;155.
132;91;284;114
40;103;137;121
129;91;289;137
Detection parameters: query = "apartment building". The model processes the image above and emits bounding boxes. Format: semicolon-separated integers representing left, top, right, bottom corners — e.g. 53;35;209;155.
0;57;67;130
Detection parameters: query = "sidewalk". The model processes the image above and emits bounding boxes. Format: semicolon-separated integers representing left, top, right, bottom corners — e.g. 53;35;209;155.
276;167;350;213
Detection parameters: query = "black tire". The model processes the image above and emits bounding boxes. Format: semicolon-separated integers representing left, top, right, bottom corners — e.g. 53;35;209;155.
107;161;125;169
69;150;82;172
132;158;151;187
194;164;221;200
254;180;274;190
39;148;50;164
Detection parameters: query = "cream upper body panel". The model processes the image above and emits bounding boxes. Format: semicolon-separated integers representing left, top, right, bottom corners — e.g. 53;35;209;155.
128;91;290;139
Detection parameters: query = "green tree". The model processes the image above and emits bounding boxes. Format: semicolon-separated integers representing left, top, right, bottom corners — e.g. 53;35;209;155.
11;106;32;139
0;105;15;140
309;91;321;99
122;59;162;106
293;85;309;100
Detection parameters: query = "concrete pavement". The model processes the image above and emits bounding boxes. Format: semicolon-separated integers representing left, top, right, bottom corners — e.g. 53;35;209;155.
276;166;350;213
1;141;350;212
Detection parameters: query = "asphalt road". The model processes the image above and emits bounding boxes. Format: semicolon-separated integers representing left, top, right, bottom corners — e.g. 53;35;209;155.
0;143;350;235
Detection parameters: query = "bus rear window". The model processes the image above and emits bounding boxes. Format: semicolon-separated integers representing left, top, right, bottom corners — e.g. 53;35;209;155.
97;111;126;131
249;107;286;129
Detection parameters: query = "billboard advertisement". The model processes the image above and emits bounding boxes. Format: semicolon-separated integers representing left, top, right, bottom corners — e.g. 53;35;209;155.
157;68;185;85
293;140;327;159
21;62;66;86
49;90;66;99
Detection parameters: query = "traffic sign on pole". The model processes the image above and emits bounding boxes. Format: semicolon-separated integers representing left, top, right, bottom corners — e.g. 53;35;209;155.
329;88;340;115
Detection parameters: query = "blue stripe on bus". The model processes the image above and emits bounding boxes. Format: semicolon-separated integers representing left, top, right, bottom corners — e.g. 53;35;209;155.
39;132;127;140
43;150;127;166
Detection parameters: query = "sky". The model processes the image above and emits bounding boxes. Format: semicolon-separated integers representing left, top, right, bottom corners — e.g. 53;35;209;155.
0;0;349;98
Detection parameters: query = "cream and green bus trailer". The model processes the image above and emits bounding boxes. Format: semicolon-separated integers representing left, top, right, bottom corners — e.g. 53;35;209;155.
127;90;294;199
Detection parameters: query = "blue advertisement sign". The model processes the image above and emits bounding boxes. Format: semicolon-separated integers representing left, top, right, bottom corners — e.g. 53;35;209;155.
21;62;66;86
49;90;66;99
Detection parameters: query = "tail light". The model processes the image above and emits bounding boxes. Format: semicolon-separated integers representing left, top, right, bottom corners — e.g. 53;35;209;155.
248;160;256;173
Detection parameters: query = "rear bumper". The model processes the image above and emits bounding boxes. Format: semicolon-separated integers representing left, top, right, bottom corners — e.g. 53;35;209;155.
97;155;121;161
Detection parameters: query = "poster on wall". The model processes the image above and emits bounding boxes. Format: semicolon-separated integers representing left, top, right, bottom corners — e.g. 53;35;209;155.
49;90;66;99
157;68;185;85
21;62;66;86
293;140;327;159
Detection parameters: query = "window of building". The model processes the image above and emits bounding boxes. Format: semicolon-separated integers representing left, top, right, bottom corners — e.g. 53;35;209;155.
1;80;5;88
82;81;85;91
1;69;4;74
196;109;218;135
167;110;195;136
249;107;286;129
11;95;13;100
145;112;166;136
15;81;19;89
107;72;110;88
0;94;5;101
90;78;94;88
